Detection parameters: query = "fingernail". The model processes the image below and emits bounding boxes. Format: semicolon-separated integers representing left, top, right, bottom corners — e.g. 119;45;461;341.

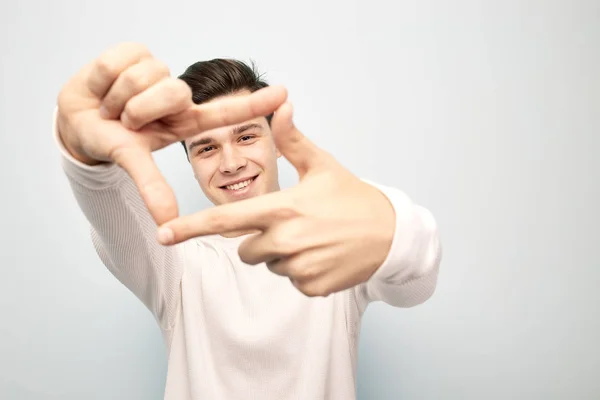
157;227;174;245
99;106;110;119
121;113;133;129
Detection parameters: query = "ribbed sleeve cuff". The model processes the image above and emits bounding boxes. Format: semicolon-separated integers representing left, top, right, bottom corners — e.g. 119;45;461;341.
361;179;439;285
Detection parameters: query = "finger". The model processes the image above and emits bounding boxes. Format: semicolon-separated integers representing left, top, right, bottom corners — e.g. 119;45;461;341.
268;254;333;297
110;145;179;225
156;190;297;245
266;251;327;280
170;85;288;139
289;277;332;297
101;58;170;119
237;224;303;265
292;259;370;297
237;232;279;265
87;42;152;99
270;102;325;176
121;78;193;130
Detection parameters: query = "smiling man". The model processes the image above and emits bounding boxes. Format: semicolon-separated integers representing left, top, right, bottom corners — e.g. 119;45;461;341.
177;59;283;208
183;99;281;205
186;117;274;198
55;42;442;400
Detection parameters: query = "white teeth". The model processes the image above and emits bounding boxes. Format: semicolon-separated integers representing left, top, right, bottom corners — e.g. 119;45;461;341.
226;178;253;191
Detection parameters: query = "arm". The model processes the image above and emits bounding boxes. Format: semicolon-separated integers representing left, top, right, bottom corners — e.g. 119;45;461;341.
53;109;184;331
354;180;442;312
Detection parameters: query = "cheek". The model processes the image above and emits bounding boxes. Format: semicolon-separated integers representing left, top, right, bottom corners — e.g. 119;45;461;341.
191;161;215;188
247;141;278;167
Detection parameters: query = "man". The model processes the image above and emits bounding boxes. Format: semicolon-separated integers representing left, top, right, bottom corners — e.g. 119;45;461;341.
55;42;442;399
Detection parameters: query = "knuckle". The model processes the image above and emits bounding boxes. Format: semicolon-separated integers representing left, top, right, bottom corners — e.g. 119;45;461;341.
238;250;252;265
171;78;193;102
272;206;298;220
160;80;182;102
151;59;171;77
117;42;152;58
292;265;319;281
108;146;132;166
297;281;328;297
122;60;165;93
94;57;119;80
285;259;303;277
237;242;257;265
269;233;296;255
94;42;153;82
127;59;170;91
123;102;141;124
121;69;146;92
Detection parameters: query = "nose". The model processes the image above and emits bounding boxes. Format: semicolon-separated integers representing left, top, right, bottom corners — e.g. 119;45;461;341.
219;146;247;174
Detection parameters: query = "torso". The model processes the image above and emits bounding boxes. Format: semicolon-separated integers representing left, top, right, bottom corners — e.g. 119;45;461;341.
161;235;363;400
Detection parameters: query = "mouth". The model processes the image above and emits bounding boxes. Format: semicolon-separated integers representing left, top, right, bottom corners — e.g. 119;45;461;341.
219;175;258;195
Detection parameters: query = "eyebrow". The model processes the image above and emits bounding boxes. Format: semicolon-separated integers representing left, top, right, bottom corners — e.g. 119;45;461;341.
187;123;263;153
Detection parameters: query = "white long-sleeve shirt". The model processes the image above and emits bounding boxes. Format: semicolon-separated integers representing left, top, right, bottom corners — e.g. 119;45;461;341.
53;112;442;400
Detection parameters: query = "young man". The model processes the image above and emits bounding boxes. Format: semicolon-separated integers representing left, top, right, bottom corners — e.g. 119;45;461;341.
55;42;442;399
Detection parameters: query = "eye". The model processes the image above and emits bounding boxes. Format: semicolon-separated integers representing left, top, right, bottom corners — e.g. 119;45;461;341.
239;135;254;142
198;145;215;155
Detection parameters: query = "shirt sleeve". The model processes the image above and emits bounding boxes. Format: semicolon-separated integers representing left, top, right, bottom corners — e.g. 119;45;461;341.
53;108;184;331
353;179;442;314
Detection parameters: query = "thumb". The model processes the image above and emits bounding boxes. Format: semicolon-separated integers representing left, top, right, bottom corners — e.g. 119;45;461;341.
271;102;325;176
112;145;179;225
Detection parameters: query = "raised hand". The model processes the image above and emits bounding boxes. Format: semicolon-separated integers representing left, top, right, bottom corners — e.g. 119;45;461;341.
156;102;397;297
56;42;287;225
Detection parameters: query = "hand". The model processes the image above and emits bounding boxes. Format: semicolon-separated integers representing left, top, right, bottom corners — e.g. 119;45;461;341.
56;42;287;225
157;103;396;297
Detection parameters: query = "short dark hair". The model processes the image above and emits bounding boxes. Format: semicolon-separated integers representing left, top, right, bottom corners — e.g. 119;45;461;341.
177;59;272;158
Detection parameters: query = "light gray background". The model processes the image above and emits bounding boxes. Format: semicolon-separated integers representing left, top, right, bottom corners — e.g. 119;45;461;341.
1;0;598;399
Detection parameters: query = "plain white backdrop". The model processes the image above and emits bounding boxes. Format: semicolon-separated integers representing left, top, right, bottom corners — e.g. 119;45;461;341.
1;0;598;399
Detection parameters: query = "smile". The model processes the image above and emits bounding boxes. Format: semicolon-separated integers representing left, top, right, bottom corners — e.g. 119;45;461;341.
219;175;258;192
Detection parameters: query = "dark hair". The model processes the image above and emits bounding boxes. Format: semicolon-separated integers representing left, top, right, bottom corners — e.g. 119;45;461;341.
177;59;272;158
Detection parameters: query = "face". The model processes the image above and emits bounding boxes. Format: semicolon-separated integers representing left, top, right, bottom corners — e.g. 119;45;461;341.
185;92;281;206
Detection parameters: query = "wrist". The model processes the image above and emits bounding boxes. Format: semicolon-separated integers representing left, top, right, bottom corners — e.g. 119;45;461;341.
56;113;105;166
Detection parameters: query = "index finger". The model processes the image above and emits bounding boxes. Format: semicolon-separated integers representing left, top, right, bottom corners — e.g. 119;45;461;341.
170;85;288;139
156;190;297;245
